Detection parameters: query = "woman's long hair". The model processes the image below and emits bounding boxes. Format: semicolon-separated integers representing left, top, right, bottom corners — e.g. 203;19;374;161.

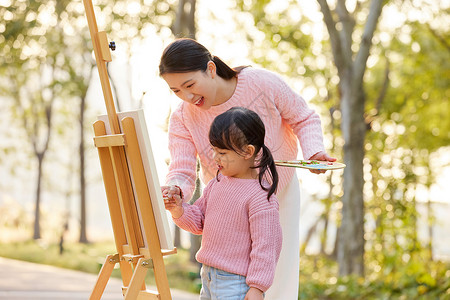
209;107;278;200
159;38;246;79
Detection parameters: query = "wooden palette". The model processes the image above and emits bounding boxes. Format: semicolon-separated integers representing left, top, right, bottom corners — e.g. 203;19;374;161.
275;160;346;170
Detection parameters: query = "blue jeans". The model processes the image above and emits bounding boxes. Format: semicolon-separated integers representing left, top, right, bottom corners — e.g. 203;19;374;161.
199;265;250;300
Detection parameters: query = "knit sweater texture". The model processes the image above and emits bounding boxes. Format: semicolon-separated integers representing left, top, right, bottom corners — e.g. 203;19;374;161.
173;174;282;292
166;67;325;200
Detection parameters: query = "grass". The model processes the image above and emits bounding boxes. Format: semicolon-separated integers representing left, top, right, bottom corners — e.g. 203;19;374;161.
0;240;201;294
1;240;449;299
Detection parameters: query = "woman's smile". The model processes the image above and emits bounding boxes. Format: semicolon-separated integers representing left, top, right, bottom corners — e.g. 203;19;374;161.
194;96;205;106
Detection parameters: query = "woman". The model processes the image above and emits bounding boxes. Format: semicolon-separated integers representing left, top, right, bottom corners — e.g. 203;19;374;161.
159;38;335;299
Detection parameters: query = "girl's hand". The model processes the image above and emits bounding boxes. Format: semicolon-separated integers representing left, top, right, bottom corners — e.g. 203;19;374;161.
163;193;184;218
308;151;337;174
244;287;264;300
161;185;184;218
161;185;183;200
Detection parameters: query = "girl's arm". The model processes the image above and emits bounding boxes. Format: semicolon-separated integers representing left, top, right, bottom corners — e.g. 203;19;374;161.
171;199;205;235
165;106;198;201
170;179;213;235
246;195;282;293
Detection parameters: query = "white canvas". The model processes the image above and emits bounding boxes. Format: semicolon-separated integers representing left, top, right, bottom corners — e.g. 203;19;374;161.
98;109;174;250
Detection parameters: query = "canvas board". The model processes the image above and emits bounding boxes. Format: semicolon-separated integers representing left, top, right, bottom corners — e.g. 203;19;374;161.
98;109;174;250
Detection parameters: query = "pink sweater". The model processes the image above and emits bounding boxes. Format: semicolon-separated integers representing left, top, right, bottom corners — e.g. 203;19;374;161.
173;174;282;292
167;67;325;201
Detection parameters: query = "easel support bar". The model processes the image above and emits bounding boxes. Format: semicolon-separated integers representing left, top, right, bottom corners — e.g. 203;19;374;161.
122;254;145;265
94;134;126;147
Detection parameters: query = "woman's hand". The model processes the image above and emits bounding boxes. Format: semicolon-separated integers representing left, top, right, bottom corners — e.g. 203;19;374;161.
244;287;264;300
308;151;337;174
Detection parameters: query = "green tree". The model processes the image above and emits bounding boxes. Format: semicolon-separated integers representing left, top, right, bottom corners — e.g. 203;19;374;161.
1;0;62;239
62;0;96;244
364;7;449;270
317;0;385;277
0;0;94;241
236;0;449;281
237;0;386;276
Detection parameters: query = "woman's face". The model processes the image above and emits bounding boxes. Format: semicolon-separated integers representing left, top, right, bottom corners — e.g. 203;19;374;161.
162;66;217;110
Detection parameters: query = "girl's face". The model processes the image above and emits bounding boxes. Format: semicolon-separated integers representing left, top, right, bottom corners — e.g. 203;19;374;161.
162;65;217;110
212;146;256;179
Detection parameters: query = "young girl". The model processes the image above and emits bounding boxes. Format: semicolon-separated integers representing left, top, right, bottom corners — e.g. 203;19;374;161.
164;107;282;300
159;38;336;299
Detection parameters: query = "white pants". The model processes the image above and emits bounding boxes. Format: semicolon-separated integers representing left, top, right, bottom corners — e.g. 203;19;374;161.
265;174;300;300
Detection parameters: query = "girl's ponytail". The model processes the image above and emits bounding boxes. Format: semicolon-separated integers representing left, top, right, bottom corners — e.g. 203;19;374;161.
257;144;279;201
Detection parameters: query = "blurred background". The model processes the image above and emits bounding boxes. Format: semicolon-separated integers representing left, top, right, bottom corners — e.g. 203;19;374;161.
0;0;449;298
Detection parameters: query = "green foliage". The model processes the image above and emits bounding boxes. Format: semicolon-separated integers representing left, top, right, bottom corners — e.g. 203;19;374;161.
0;0;91;146
235;0;323;80
299;254;450;299
362;17;449;272
381;20;449;150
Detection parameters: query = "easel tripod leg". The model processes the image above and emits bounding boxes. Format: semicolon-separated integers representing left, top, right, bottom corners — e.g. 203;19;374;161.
124;257;150;299
89;254;120;300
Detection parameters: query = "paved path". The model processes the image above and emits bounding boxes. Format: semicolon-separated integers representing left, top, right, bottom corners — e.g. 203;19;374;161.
0;257;198;300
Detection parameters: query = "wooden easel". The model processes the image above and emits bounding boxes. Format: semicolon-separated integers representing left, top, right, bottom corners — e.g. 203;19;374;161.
82;0;176;299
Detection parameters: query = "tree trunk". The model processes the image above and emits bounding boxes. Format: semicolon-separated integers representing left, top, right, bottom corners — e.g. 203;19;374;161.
427;198;433;261
79;95;88;243
171;0;197;246
171;0;199;261
31;91;54;241
189;162;202;264
338;79;366;276
172;0;196;38
174;226;182;248
320;207;330;255
317;0;384;277
33;154;44;239
300;216;320;254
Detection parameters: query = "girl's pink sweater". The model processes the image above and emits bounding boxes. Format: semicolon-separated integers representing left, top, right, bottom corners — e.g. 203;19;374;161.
173;175;282;292
167;67;325;200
